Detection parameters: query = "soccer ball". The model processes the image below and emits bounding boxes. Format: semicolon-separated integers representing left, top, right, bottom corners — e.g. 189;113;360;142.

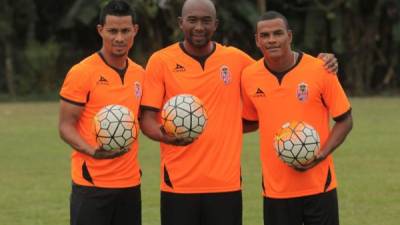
161;94;208;139
94;104;137;151
274;121;320;168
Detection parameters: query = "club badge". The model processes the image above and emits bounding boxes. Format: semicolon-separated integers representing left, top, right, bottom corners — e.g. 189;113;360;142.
296;82;308;102
134;81;142;99
220;65;232;85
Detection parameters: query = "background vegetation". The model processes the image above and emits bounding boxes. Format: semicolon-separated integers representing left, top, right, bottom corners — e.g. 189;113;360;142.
0;0;399;100
0;98;399;225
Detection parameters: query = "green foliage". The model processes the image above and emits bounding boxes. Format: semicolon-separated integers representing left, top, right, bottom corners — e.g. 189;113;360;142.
0;1;13;40
23;40;60;94
393;22;400;42
0;0;400;97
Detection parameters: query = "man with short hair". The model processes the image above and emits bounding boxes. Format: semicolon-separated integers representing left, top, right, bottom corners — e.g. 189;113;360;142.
58;1;143;224
241;11;353;225
140;1;340;225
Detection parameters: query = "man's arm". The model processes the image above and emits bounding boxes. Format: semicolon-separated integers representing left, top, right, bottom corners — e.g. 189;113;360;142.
58;100;126;159
317;112;353;160
297;112;353;171
140;109;194;146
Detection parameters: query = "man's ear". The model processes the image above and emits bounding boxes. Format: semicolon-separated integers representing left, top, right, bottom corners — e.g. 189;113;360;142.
97;24;103;37
133;24;139;36
178;17;183;29
255;33;260;48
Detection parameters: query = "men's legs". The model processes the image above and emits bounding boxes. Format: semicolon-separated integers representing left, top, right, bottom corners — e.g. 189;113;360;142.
112;185;142;225
161;191;201;225
202;190;243;225
70;184;114;225
303;189;339;225
263;196;303;225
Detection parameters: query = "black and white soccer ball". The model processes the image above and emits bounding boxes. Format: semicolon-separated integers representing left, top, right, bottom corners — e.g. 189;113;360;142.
161;94;208;139
94;105;137;151
274;121;320;168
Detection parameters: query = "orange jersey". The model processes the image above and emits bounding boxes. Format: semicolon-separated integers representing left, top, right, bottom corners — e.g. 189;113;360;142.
241;53;351;198
60;53;144;188
141;42;254;193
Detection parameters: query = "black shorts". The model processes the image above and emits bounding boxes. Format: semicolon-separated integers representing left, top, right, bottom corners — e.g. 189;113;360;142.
70;183;141;225
263;189;339;225
161;190;242;225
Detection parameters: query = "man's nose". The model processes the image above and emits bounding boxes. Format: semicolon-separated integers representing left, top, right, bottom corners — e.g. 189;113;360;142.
115;32;124;42
194;21;205;31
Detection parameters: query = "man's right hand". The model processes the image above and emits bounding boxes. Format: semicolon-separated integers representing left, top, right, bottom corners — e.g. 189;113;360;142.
160;126;195;146
91;147;129;159
163;136;195;146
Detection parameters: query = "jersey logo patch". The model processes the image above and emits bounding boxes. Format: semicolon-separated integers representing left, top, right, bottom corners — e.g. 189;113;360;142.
220;65;232;85
97;76;109;85
253;88;266;97
297;82;308;102
174;64;186;72
134;81;142;99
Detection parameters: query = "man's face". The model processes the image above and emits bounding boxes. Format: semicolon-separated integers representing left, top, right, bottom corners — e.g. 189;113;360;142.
255;18;292;59
97;15;138;57
179;6;218;48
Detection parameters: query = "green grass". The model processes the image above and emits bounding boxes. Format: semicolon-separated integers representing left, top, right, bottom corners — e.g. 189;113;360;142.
0;98;399;225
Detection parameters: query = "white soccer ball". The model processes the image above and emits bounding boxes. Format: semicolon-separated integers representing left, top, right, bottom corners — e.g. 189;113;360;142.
161;94;208;139
274;121;320;168
94;104;137;151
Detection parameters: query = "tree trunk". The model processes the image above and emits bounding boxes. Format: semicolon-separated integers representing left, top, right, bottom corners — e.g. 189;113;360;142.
257;0;266;13
4;44;16;100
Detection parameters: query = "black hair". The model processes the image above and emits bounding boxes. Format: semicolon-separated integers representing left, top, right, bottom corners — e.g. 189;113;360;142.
99;0;137;25
258;11;290;30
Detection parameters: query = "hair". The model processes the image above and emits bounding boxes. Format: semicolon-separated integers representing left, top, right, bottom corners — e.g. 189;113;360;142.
99;0;137;25
258;11;290;30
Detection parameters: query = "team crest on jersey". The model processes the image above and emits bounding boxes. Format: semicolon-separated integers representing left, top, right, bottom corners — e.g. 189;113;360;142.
296;82;308;102
220;65;232;85
134;81;142;99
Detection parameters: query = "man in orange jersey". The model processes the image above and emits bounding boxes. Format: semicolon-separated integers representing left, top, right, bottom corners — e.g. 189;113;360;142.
241;11;353;225
140;1;338;225
58;1;143;225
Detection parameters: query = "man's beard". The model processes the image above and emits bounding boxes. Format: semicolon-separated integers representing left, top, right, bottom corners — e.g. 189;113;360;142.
187;36;210;48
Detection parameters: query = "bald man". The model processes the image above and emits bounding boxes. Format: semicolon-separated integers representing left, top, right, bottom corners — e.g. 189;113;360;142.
139;1;339;225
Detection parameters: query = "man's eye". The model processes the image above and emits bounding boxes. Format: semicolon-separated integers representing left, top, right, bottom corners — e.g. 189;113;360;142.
202;19;212;24
187;18;197;23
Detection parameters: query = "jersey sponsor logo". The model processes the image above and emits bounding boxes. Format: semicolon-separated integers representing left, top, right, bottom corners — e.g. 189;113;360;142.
297;82;308;101
220;65;232;85
97;75;109;85
253;88;266;97
173;64;186;72
134;81;142;99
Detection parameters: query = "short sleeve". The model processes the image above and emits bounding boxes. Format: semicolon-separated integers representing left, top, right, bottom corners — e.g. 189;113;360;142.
240;52;256;69
141;53;166;110
230;47;255;70
59;65;91;105
322;73;351;118
241;74;258;121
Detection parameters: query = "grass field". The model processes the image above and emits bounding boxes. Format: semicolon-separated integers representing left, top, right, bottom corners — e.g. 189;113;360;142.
0;97;399;225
